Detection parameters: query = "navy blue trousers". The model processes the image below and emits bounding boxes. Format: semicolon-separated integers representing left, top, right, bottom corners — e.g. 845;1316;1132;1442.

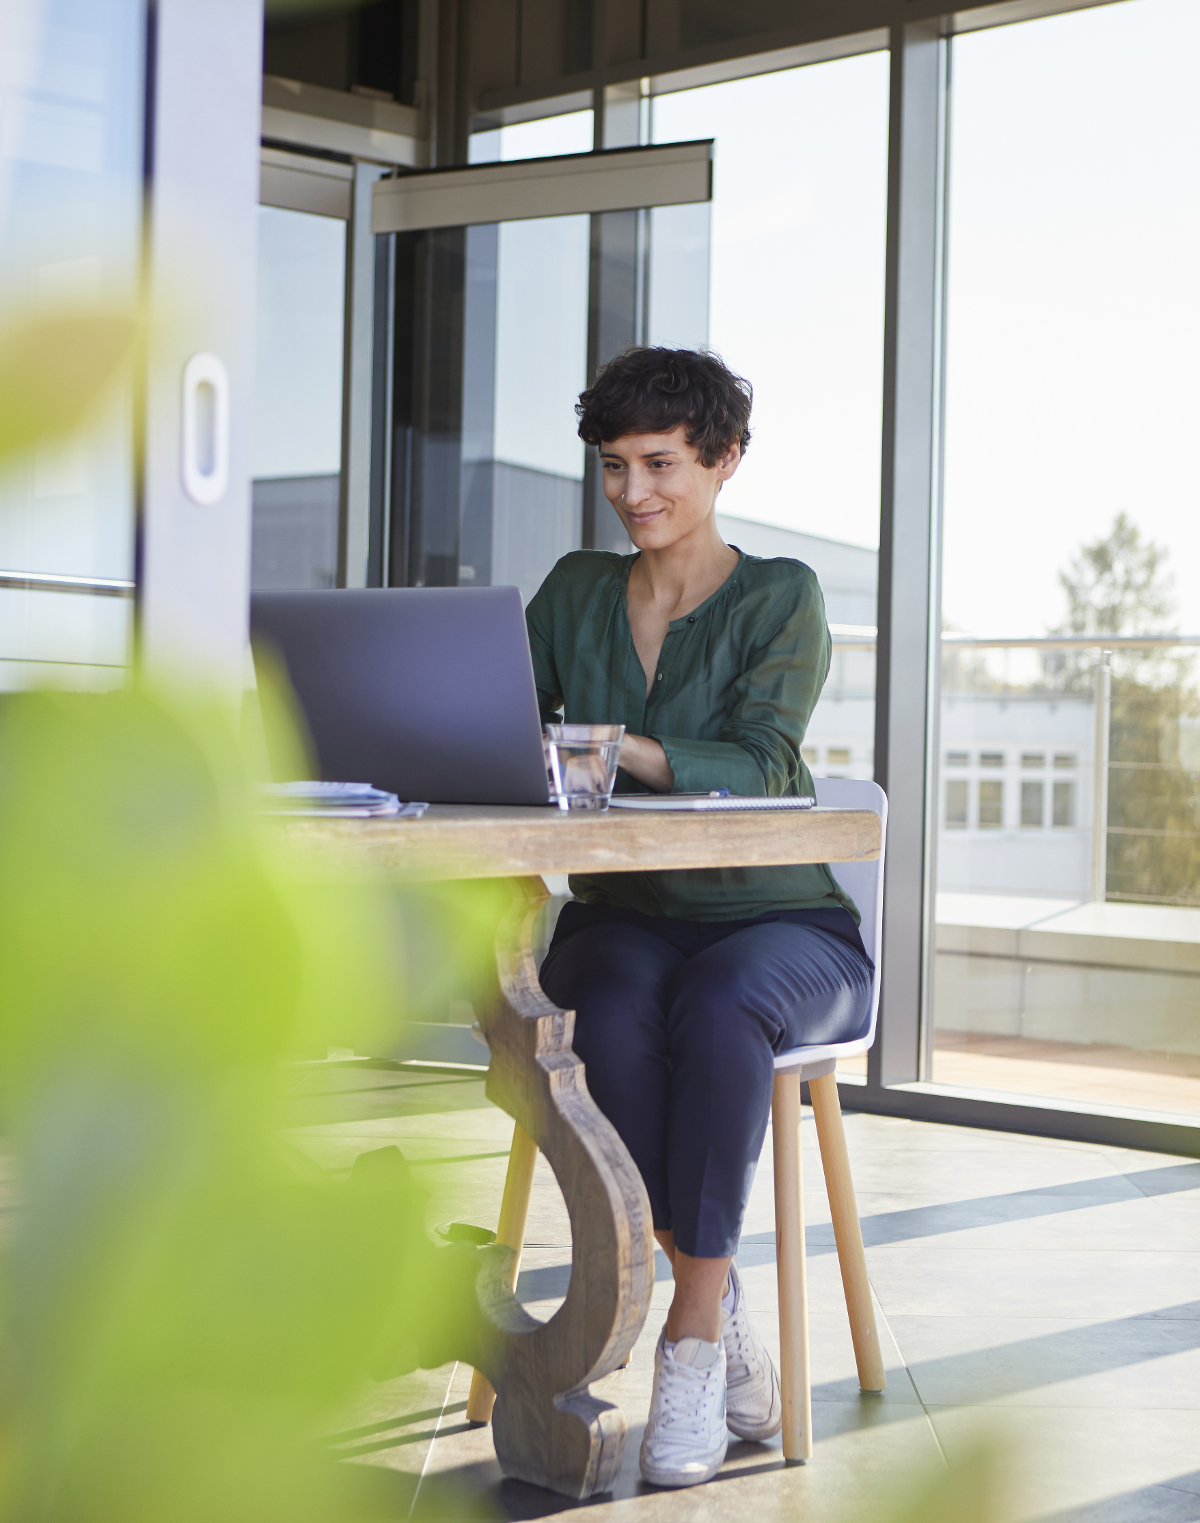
538;901;874;1259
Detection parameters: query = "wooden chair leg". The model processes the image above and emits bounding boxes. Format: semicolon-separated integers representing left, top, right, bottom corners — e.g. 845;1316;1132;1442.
772;1072;812;1463
466;1120;539;1423
808;1072;886;1393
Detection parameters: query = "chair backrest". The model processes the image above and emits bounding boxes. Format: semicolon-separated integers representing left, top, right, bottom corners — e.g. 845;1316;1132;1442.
812;776;887;1038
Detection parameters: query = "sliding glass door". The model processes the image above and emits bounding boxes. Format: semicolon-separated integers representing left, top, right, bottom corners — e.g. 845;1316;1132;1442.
252;205;348;590
457;109;595;602
0;0;145;688
1;0;264;688
385;114;715;605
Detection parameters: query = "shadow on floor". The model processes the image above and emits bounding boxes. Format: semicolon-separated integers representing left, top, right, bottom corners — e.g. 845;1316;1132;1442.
1035;1471;1200;1522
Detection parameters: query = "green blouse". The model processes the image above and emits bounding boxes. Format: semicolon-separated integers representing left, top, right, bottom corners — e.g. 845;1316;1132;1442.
525;548;858;923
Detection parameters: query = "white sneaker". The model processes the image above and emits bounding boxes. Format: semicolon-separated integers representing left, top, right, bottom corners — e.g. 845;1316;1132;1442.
639;1327;729;1488
722;1261;783;1441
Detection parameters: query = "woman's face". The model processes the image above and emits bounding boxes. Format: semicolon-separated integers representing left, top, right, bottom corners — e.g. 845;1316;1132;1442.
600;425;741;551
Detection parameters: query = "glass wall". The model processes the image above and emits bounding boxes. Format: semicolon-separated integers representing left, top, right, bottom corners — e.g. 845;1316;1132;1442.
459;112;592;604
934;0;1200;1116
251;205;347;590
0;0;145;687
650;55;889;786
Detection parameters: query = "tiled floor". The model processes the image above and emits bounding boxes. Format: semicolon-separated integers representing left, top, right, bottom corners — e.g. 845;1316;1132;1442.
287;1064;1200;1523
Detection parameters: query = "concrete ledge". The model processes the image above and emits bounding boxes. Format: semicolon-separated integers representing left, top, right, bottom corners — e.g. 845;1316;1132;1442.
936;892;1200;975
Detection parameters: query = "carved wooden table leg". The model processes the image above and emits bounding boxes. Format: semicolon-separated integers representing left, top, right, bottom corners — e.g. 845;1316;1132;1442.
466;1120;538;1423
455;877;655;1499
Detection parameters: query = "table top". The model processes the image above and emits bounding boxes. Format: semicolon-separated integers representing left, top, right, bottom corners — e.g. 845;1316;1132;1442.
280;803;882;882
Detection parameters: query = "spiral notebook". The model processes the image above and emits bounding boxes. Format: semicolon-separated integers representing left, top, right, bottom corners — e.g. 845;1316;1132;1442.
608;792;816;812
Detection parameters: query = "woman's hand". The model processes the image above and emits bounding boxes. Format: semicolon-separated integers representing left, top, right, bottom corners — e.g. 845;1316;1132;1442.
618;733;675;793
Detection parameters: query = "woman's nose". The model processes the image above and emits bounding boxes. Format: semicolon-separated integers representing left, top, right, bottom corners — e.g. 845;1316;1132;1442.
624;471;653;505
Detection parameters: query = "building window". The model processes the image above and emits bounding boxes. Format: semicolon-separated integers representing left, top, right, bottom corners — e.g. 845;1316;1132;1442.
978;779;1004;828
945;779;969;828
1020;780;1044;827
826;747;851;766
1053;753;1077;770
801;745;817;765
979;751;1005;768
946;750;970;767
1052;780;1075;827
1021;752;1045;769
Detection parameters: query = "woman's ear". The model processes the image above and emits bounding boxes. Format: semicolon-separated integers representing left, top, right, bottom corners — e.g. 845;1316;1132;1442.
718;440;742;479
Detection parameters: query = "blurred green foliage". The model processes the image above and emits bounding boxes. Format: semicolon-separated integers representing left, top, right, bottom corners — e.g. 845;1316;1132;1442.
847;1441;1007;1523
0;686;491;1522
0;297;509;1520
0;308;138;461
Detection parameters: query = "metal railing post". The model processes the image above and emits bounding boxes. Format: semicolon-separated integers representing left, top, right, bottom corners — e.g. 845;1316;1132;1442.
1091;651;1112;903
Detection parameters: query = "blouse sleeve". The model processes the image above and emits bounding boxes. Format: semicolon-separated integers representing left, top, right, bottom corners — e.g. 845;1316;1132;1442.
525;569;565;725
651;569;830;796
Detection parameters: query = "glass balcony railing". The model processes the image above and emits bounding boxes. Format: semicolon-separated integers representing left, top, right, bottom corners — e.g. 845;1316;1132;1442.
823;631;1200;1117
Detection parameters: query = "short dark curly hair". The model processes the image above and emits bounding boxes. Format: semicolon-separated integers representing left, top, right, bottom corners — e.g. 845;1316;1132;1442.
576;347;752;467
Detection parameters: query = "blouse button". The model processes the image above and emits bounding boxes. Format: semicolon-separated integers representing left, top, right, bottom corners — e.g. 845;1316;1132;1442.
688;616;696;623
656;673;663;681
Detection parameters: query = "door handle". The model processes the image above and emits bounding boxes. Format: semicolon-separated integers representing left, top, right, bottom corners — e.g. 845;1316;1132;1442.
180;352;230;506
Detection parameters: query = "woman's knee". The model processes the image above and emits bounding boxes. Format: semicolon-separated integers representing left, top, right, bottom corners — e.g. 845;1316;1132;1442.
664;962;783;1055
668;926;873;1056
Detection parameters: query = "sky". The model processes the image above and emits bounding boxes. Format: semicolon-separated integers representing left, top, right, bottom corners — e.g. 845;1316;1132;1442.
941;0;1200;637
652;55;890;553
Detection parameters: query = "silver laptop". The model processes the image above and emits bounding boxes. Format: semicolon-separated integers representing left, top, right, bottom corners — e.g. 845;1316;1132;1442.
250;587;553;806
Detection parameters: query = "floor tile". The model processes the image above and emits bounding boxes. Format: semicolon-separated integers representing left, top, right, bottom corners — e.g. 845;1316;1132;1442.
850;1192;1200;1254
928;1405;1200;1523
1036;1480;1200;1522
865;1246;1200;1321
889;1312;1200;1408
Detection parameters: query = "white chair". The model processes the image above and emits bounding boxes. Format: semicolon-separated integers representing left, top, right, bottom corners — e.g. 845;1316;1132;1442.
771;775;888;1463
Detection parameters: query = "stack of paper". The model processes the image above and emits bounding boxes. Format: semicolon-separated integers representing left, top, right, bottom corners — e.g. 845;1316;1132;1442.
256;782;427;819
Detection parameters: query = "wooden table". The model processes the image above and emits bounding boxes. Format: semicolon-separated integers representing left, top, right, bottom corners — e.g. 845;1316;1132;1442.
287;804;881;1498
285;802;879;882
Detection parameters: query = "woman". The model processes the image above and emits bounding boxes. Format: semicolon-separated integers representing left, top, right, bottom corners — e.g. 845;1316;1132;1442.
526;348;873;1489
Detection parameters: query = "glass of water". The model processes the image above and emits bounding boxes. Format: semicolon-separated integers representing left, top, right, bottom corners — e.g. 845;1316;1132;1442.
545;724;625;812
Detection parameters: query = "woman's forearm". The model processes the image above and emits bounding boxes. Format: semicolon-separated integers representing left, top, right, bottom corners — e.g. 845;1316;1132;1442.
619;733;675;792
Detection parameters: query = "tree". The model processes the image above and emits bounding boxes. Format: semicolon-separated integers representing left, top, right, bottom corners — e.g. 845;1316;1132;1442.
1059;510;1175;638
1048;514;1200;905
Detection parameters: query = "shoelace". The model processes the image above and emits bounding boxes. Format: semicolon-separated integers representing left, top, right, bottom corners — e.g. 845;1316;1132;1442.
654;1357;724;1430
723;1298;760;1387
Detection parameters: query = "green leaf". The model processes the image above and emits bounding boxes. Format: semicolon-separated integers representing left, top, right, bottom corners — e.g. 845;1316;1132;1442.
0;308;138;463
